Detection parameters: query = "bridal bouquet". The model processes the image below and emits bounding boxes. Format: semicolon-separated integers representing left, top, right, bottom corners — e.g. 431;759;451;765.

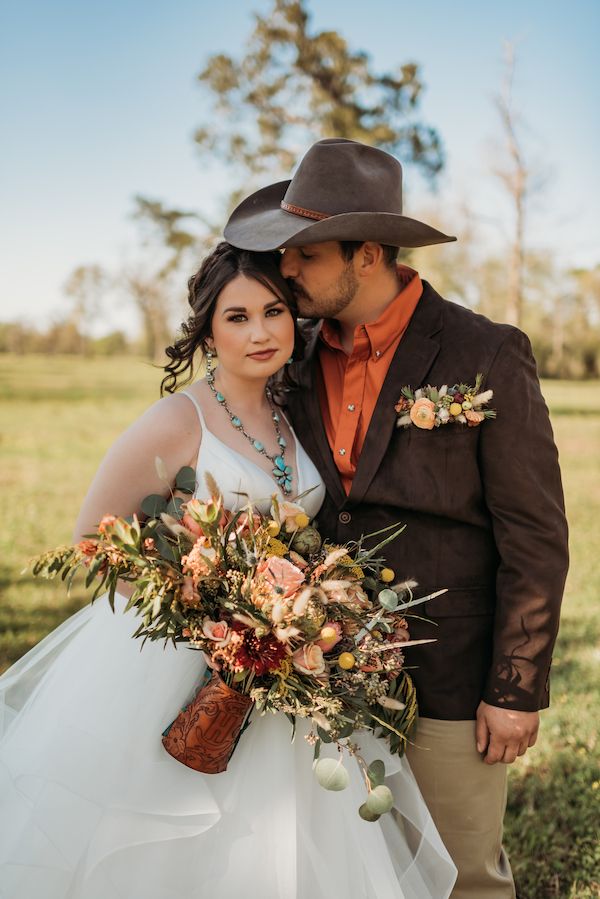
30;464;443;822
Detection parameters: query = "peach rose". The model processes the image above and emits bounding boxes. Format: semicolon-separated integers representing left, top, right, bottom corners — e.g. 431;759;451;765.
201;617;231;646
291;643;326;676
258;556;305;598
409;398;436;430
464;409;485;427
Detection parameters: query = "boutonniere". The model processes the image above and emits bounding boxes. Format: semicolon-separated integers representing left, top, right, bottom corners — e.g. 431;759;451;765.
395;373;496;430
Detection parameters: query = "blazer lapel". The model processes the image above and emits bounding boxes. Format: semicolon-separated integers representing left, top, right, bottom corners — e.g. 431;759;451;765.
349;284;444;505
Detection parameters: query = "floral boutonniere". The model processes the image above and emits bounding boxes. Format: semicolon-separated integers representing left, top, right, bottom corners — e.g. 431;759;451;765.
395;373;496;430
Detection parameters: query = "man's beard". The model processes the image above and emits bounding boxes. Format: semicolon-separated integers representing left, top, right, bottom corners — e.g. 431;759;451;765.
290;265;359;319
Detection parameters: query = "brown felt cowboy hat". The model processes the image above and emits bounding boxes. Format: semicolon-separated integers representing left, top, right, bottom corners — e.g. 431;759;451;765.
224;138;456;251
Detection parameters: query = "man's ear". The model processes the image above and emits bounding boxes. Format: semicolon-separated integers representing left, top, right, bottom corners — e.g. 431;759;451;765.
357;242;385;275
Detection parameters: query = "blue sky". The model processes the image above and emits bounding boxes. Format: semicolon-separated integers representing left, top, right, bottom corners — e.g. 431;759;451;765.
1;0;599;334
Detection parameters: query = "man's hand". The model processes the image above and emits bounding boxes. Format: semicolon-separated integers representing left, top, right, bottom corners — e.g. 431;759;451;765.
475;701;539;765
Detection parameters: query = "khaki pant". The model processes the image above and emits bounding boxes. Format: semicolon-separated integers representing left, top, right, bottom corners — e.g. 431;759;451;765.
405;718;516;899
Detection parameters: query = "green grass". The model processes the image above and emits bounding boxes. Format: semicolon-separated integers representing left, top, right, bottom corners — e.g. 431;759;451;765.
1;357;599;898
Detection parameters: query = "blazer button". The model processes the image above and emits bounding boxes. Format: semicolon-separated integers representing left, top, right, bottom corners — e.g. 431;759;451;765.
339;511;351;524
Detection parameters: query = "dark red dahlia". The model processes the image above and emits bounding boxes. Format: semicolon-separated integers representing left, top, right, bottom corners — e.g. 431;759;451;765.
233;625;287;676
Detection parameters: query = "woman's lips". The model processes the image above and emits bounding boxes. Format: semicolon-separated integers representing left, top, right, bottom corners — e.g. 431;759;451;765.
247;349;277;360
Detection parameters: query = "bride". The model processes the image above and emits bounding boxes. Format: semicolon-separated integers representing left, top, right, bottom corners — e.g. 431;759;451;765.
0;242;457;898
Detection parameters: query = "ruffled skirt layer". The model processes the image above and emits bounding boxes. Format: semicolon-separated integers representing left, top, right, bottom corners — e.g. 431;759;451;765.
0;596;456;898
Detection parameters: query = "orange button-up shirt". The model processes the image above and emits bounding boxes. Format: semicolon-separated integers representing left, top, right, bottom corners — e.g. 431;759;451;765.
318;266;423;494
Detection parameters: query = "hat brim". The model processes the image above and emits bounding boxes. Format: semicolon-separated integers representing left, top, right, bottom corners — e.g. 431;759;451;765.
224;180;456;251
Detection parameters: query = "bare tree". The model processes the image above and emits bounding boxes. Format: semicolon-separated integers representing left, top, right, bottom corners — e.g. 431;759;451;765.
63;264;108;354
492;42;528;328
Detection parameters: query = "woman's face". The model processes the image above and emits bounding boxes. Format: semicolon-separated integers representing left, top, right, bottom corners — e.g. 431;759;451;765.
209;274;295;380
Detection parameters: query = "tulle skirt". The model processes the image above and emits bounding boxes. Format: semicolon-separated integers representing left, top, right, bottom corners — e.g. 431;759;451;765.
0;595;457;898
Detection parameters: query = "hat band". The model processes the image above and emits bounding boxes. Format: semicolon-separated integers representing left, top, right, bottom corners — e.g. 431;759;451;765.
280;200;330;222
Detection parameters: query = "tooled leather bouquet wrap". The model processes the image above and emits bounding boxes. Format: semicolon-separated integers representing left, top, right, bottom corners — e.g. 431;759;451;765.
162;671;253;774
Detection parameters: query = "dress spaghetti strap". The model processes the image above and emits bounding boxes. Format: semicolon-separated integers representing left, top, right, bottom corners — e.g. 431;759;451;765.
180;389;207;431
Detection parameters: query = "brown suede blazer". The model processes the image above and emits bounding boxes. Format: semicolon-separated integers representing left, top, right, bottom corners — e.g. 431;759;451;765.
286;282;569;720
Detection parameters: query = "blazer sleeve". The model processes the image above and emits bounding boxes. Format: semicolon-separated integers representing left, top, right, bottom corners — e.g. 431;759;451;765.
479;327;569;712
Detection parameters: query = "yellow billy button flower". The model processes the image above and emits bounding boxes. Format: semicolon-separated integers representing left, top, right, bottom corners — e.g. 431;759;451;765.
266;520;281;537
449;402;463;417
338;652;356;670
320;625;338;641
380;568;395;583
294;513;310;529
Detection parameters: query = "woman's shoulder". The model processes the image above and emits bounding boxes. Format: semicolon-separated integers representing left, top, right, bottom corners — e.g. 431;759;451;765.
116;390;203;470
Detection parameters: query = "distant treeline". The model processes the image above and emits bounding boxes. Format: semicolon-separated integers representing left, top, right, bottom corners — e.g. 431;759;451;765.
1;308;598;379
0;322;138;358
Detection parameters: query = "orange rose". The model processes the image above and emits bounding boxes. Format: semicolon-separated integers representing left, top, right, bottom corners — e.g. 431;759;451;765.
409;398;436;430
258;556;305;598
464;409;485;427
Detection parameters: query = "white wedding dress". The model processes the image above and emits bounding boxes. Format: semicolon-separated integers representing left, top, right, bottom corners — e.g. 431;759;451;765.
0;392;457;899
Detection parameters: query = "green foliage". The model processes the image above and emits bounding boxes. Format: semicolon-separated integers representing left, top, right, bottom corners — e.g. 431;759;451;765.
195;0;444;183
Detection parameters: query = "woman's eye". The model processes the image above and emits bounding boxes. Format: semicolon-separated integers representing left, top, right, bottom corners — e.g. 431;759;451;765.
227;314;247;322
300;251;312;260
266;306;284;317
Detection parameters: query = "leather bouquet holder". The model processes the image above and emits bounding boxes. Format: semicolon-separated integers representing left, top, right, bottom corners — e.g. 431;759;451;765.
162;671;253;774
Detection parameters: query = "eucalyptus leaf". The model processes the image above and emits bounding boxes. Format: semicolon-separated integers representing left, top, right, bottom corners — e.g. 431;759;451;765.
337;722;354;739
175;466;197;493
165;496;184;518
141;494;168;518
367;759;386;788
316;725;333;744
378;588;399;611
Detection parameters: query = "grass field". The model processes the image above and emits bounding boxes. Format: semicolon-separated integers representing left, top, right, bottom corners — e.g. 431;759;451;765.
1;354;599;898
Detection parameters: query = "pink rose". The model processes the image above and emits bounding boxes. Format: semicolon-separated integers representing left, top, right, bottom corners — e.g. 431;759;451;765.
410;398;436;430
291;643;326;676
258;556;306;599
201;617;231;646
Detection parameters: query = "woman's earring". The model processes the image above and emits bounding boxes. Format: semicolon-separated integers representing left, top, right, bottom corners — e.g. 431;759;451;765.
205;346;215;381
286;356;294;365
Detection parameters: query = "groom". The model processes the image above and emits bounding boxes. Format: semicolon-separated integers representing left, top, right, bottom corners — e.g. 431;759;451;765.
224;138;569;897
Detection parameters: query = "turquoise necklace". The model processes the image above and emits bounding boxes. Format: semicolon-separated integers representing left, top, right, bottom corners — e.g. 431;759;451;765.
206;355;293;495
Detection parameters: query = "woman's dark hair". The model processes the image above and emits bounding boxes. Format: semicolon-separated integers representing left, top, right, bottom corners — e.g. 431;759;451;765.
161;242;303;395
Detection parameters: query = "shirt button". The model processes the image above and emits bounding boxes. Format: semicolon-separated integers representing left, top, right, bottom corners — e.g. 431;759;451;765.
347;404;355;411
338;448;346;456
339;511;351;524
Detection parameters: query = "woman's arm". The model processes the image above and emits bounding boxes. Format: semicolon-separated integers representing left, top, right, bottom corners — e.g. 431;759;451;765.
72;394;200;542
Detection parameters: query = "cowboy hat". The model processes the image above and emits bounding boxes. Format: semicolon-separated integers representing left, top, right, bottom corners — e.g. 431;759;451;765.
224;138;456;251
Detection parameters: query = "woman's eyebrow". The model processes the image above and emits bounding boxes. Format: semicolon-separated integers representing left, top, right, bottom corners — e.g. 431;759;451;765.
221;299;283;315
